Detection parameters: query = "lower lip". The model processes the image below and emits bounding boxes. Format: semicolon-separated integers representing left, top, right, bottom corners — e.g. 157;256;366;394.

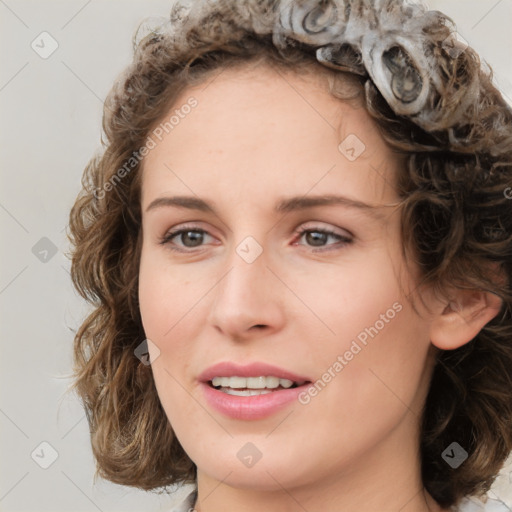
200;382;311;420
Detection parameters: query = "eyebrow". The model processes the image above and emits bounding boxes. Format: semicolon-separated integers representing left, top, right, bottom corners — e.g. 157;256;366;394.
145;194;391;220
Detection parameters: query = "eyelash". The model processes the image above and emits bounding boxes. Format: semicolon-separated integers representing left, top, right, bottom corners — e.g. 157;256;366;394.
159;225;353;253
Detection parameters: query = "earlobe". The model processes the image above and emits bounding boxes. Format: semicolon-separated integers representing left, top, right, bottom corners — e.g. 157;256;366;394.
430;289;503;350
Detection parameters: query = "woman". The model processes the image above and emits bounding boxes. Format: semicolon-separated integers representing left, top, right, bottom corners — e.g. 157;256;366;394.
68;1;512;511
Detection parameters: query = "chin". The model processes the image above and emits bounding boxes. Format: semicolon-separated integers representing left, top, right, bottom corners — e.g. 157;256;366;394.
193;446;318;492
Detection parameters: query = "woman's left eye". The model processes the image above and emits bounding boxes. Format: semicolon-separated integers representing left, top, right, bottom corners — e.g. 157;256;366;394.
293;227;353;251
159;226;352;252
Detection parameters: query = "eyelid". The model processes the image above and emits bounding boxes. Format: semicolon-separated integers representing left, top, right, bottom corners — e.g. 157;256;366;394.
294;221;354;238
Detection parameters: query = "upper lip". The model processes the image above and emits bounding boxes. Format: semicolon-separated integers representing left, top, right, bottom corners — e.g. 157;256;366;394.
198;362;311;383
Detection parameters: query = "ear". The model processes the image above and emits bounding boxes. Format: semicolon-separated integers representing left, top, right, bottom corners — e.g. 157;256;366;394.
429;289;503;350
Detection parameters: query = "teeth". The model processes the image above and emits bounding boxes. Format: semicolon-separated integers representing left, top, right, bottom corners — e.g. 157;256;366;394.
223;389;274;396
263;376;280;388
247;376;271;388
211;376;298;389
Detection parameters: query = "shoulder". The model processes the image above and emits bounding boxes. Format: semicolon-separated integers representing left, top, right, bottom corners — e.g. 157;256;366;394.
452;496;511;512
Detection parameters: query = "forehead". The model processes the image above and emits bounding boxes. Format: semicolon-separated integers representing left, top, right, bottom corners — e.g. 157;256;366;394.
140;63;400;209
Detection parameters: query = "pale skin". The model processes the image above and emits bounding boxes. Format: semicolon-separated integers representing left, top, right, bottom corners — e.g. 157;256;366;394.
137;62;502;512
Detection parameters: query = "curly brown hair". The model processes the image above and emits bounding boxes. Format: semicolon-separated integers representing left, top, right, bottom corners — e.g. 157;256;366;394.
67;0;512;508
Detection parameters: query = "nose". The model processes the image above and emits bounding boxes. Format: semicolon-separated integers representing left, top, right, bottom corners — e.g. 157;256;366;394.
207;243;286;342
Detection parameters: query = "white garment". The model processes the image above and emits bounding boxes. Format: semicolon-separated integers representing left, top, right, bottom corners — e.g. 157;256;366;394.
451;497;511;512
167;484;510;512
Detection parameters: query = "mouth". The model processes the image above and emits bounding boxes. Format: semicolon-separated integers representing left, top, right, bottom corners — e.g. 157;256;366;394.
198;362;313;419
208;376;309;396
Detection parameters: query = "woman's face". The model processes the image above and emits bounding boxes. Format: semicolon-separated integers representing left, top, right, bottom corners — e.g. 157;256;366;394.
138;64;438;492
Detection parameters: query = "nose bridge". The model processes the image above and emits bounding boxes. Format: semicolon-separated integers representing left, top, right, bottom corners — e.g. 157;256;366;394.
208;236;283;336
218;240;270;312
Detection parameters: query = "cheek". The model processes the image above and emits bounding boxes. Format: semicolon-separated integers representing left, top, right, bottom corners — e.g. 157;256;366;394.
138;258;197;430
295;300;429;471
295;249;406;353
295;251;429;419
138;248;199;343
138;246;209;397
317;298;430;437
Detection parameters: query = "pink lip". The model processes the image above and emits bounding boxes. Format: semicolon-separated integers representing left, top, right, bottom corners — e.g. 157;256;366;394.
198;362;312;421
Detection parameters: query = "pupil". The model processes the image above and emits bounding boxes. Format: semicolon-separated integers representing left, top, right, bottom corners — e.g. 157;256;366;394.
183;231;203;247
307;232;327;246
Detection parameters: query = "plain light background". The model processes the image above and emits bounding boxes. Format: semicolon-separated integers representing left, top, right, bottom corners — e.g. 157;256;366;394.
1;1;511;511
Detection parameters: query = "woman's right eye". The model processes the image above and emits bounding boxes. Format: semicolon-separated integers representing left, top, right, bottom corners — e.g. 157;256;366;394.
160;228;214;252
